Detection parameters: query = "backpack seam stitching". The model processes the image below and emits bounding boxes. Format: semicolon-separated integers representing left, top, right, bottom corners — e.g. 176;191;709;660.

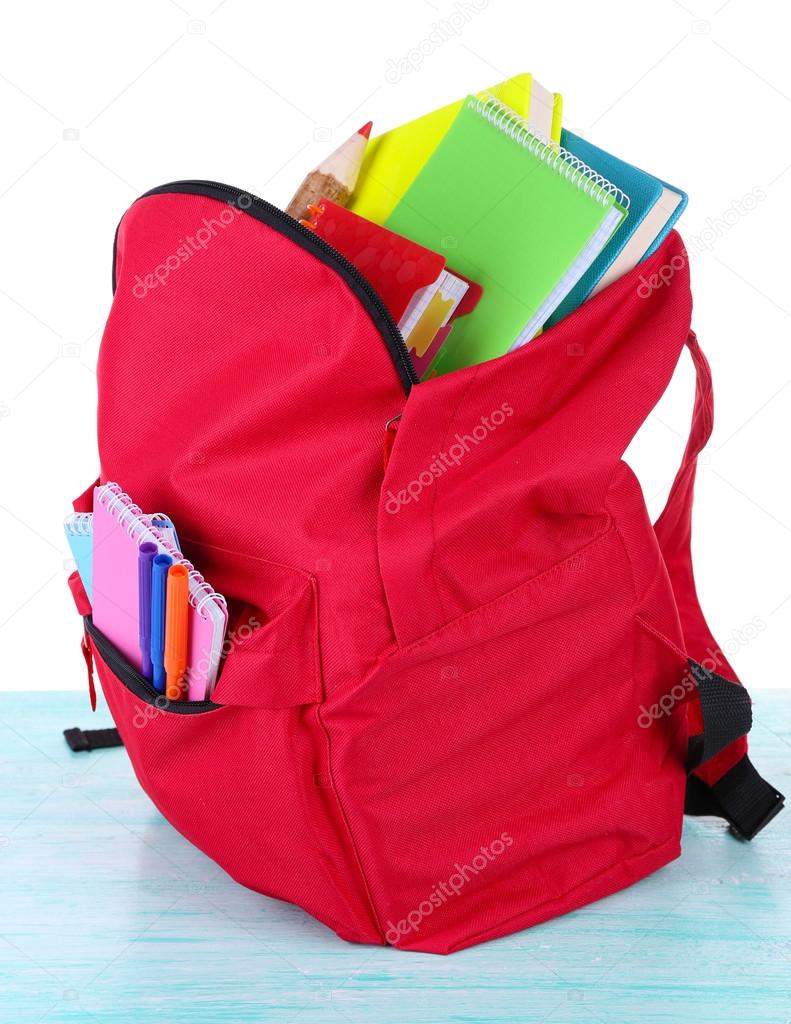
399;519;615;656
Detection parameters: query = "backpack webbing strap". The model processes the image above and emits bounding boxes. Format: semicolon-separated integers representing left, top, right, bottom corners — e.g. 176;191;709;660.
686;660;752;771
686;753;784;841
685;659;784;839
652;332;783;839
64;726;124;752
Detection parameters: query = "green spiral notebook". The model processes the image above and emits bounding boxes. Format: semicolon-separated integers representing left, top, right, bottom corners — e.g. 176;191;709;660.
386;95;629;377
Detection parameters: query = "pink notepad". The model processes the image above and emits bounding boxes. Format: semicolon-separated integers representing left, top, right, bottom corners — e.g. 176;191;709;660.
92;483;228;698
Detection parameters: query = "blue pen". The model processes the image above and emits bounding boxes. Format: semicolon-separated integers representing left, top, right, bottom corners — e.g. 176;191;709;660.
150;553;172;694
137;542;157;681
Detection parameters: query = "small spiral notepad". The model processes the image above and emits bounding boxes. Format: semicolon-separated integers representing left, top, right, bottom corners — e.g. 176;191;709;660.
92;483;228;698
64;510;179;603
385;94;629;376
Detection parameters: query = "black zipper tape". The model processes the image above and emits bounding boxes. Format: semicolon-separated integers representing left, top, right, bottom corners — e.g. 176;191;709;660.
84;616;220;714
112;180;419;395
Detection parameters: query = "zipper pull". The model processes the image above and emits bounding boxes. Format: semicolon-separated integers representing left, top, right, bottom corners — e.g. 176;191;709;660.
383;415;401;470
81;630;96;712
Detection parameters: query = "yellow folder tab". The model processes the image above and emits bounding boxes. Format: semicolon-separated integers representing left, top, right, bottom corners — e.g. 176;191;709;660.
350;74;562;225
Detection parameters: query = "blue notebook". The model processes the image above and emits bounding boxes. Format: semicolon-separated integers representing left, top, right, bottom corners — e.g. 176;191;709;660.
64;513;94;601
64;511;179;603
547;130;687;326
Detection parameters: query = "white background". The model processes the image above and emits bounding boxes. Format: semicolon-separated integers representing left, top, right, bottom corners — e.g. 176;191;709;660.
1;0;789;692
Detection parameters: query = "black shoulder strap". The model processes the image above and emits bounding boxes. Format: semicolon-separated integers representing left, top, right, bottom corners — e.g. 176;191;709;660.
63;726;124;752
685;660;783;840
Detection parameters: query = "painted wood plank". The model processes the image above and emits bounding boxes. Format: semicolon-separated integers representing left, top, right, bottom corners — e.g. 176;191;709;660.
1;691;789;1024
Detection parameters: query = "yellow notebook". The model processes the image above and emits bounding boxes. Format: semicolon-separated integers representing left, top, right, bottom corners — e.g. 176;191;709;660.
350;73;562;225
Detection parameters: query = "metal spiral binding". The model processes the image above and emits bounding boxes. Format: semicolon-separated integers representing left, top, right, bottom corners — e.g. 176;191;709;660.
96;482;227;620
470;94;630;210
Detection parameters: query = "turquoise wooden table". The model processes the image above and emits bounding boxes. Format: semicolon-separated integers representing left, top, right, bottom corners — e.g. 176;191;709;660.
1;691;789;1024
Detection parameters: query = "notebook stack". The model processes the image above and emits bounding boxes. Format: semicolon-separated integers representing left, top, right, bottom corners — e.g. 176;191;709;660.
292;71;687;379
70;483;228;702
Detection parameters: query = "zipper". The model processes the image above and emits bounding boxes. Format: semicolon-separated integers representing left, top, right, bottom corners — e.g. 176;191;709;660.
117;180;419;394
84;616;220;714
383;414;401;470
81;627;96;711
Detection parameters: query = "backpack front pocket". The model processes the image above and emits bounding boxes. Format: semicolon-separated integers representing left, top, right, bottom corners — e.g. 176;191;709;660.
83;575;382;947
328;521;688;953
85;617;219;716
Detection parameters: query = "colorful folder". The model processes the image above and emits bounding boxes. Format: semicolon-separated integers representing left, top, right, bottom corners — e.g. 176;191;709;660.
349;73;562;226
308;199;481;375
310;199;445;322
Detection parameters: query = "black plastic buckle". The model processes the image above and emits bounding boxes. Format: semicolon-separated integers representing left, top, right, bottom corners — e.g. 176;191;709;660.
729;787;785;841
63;727;92;752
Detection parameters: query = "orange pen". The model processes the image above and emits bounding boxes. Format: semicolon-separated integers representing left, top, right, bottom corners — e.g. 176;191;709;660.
164;564;189;701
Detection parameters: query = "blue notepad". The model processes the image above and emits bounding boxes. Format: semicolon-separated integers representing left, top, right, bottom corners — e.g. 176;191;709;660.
64;513;94;601
547;130;687;326
64;511;180;603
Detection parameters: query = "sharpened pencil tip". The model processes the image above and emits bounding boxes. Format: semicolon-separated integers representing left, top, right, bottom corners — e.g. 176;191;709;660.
358;121;373;140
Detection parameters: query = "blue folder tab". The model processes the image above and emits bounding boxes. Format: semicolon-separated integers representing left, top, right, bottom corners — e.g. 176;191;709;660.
547;130;688;326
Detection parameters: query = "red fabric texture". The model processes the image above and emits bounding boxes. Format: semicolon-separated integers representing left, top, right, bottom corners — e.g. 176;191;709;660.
75;190;745;953
68;569;92;617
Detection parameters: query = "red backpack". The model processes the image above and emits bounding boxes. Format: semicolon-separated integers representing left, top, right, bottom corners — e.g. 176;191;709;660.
66;182;783;954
